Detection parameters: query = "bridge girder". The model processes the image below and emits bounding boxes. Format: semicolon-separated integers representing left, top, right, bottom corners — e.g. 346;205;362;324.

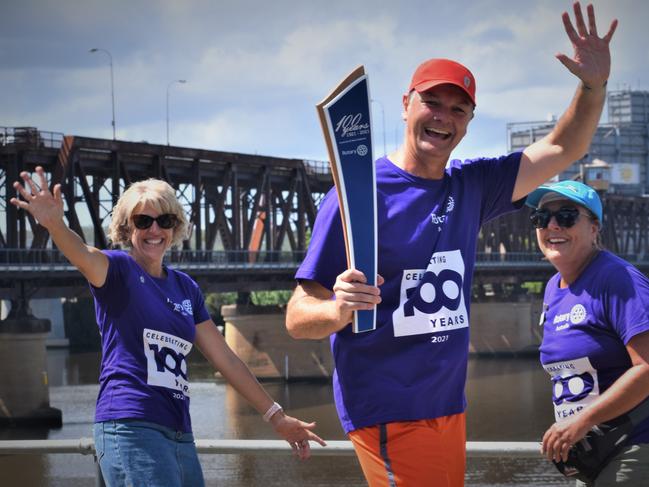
3;129;649;296
1;134;331;255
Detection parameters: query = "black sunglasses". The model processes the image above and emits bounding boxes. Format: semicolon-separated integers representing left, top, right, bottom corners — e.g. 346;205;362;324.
529;206;590;229
132;213;178;230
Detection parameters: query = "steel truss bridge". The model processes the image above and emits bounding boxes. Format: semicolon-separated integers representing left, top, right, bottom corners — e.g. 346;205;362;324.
2;126;649;300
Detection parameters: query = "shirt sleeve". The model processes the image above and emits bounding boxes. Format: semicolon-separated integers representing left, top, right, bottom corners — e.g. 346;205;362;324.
295;188;347;291
606;263;649;344
89;250;127;302
191;281;211;325
464;152;524;224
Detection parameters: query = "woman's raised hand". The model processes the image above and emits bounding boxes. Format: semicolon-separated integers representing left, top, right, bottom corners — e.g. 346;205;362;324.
10;166;65;230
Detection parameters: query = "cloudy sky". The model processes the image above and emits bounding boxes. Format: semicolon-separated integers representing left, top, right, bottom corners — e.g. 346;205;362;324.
1;0;646;163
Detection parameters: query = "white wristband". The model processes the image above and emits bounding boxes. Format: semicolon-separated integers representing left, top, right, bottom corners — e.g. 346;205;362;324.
263;402;283;422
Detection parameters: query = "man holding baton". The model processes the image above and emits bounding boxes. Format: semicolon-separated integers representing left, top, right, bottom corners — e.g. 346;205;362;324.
286;3;617;485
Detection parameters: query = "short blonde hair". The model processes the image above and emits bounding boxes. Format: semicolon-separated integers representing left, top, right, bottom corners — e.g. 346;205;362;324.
108;179;189;248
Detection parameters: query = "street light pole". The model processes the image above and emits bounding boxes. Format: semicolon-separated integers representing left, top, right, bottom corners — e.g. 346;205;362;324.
371;98;387;156
166;80;187;146
89;48;116;140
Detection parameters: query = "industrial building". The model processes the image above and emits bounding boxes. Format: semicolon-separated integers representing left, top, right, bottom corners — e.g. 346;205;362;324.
508;90;649;195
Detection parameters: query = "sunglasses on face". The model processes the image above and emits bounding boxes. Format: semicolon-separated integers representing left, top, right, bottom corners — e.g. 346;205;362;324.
529;206;590;229
132;213;178;230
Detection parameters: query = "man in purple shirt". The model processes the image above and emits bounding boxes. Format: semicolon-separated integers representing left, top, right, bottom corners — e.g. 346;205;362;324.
286;3;617;486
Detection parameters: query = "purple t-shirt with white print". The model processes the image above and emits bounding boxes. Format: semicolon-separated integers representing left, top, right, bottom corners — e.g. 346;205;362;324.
91;250;210;433
296;154;523;433
540;250;649;444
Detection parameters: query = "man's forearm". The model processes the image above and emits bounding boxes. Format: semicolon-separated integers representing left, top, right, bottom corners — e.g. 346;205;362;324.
286;293;348;340
515;81;607;201
547;81;607;163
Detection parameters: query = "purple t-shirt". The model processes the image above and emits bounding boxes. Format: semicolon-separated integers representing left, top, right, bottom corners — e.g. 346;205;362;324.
91;250;210;433
296;154;522;433
540;250;649;444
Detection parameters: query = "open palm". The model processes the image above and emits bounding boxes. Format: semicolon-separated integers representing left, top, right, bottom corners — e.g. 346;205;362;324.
10;166;64;230
557;2;618;88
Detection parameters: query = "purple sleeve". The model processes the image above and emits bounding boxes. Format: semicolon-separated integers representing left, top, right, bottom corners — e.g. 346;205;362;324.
190;281;211;324
89;250;128;301
607;264;649;344
295;188;347;291
465;152;524;223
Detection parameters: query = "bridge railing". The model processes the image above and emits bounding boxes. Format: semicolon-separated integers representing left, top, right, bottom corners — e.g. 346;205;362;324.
0;248;72;265
0;437;541;457
303;159;331;176
168;249;306;265
0;248;307;270
476;251;544;263
0;438;544;487
0;249;545;266
2;248;648;270
0;127;64;149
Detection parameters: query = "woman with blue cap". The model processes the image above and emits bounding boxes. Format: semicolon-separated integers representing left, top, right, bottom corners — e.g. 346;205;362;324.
527;180;649;485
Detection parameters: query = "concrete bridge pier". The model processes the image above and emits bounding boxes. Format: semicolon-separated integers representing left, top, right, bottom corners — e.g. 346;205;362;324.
0;298;62;427
470;297;544;355
222;304;333;380
222;297;544;380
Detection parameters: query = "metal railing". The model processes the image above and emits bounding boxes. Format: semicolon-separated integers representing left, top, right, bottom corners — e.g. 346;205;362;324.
0;249;550;266
0;438;542;486
0;437;541;457
302;159;331;176
0;127;64;149
0;249;306;271
2;248;648;274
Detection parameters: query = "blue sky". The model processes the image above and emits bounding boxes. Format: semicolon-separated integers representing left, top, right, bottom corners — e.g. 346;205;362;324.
1;0;646;163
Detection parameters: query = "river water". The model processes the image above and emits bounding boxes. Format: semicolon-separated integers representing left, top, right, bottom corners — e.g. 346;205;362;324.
1;349;572;486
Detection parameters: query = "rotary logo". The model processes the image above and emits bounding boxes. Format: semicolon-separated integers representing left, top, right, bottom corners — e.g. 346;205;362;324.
446;196;455;213
167;297;192;317
570;304;587;324
356;144;368;156
430;196;455;226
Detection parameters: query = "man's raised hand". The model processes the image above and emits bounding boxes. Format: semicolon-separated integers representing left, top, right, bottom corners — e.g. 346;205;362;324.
557;2;617;89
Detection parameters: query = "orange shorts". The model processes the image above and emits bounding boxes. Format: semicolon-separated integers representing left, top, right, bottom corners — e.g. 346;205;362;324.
348;413;466;487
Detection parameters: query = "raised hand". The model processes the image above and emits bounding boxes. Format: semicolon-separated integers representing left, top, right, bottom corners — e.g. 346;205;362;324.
557;2;618;89
10;166;64;230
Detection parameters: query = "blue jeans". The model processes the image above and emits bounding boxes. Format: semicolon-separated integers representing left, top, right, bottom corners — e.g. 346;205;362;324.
94;420;204;487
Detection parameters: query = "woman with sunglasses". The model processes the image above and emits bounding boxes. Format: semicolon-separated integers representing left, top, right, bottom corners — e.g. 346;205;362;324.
526;180;649;485
10;167;325;487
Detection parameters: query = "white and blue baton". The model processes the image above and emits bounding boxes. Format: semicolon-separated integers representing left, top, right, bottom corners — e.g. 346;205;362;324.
316;66;378;333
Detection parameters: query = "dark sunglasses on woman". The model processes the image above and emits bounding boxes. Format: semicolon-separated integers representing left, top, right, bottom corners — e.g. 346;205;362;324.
529;206;591;229
132;213;178;230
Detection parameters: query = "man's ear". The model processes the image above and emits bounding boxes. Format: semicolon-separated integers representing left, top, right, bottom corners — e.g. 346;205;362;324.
402;93;409;121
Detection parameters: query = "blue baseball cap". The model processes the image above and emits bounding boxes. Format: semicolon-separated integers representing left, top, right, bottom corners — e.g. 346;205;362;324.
525;180;603;222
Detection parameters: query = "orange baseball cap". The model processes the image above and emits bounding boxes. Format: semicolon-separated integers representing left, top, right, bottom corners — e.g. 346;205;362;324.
408;58;476;106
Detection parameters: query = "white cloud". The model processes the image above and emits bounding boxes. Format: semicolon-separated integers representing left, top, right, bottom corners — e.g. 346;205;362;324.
1;0;647;162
